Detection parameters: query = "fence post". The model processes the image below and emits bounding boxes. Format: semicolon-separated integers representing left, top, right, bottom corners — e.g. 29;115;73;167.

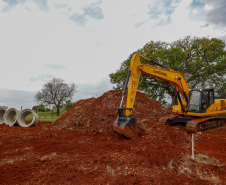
192;134;194;159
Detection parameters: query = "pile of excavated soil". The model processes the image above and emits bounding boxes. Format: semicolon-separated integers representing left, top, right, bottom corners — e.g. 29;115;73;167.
52;90;172;134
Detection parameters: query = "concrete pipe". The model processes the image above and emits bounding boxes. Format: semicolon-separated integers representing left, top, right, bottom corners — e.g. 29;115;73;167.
17;109;39;127
0;107;7;125
4;108;21;126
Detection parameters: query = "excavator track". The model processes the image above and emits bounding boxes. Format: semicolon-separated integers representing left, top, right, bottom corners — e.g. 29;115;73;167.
158;114;180;125
186;117;226;134
160;115;226;134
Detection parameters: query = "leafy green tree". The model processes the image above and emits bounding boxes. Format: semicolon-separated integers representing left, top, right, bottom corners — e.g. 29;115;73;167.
37;106;45;112
0;106;8;109
216;86;226;99
45;108;51;111
109;36;226;105
32;105;44;113
64;100;75;111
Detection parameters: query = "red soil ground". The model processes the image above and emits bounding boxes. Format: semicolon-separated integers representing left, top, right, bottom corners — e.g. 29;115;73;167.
0;90;226;184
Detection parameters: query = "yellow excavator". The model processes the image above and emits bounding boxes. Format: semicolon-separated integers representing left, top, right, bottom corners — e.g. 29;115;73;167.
113;53;226;138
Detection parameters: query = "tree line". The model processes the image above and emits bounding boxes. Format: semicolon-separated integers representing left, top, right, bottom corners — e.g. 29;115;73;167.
109;36;226;106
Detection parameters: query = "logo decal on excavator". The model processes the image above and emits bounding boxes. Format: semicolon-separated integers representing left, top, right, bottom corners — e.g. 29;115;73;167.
153;70;167;76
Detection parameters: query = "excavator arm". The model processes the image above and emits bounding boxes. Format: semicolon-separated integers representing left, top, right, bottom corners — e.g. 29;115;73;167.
125;53;190;116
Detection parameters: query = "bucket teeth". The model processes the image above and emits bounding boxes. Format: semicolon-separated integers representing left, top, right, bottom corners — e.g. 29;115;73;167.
113;116;139;138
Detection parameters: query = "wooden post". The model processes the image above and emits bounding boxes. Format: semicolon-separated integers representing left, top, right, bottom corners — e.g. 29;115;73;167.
192;134;194;159
52;107;53;119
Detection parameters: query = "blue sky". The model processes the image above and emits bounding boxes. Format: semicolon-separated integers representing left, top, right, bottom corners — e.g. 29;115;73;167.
0;0;225;109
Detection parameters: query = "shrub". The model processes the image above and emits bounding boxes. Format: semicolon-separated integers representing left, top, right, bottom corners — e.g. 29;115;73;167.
37;107;45;112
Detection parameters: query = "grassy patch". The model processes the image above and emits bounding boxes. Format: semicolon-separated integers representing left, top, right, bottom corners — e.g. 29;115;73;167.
25;109;67;122
177;153;221;184
195;154;217;165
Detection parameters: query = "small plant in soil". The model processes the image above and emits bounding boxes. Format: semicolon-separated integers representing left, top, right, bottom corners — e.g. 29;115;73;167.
107;166;115;174
44;152;57;159
1;160;14;166
162;108;167;113
167;160;174;169
142;124;147;130
175;126;180;130
151;109;157;114
195;154;216;164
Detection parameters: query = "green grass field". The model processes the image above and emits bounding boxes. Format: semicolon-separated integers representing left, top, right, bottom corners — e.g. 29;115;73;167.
25;109;67;122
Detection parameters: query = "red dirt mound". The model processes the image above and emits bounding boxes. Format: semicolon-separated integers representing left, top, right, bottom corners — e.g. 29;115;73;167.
52;90;172;134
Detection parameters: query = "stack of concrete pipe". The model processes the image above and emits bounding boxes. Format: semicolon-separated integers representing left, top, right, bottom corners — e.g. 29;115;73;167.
0;107;39;127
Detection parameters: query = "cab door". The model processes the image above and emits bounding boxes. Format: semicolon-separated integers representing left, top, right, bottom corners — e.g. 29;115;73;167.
188;90;201;113
200;89;214;113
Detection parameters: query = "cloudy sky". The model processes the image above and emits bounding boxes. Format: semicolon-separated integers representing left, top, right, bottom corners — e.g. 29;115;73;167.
0;0;225;109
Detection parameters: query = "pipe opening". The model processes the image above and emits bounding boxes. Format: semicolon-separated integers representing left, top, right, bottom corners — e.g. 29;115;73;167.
18;109;39;127
5;108;20;126
0;108;6;125
20;112;32;126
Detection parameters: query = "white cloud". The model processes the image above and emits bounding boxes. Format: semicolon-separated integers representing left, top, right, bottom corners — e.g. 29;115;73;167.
193;9;197;14
75;77;113;101
205;4;212;11
0;1;7;10
0;88;36;109
45;64;66;71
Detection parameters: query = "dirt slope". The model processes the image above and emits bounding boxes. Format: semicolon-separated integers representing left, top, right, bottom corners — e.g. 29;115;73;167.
52;90;172;134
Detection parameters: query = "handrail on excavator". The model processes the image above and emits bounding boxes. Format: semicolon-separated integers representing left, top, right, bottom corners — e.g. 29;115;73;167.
140;55;170;69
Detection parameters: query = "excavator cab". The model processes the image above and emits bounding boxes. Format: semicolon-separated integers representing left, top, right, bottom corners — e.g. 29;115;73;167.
188;88;214;113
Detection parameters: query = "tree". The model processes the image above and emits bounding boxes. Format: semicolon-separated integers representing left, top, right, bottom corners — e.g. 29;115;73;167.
0;106;8;109
32;105;44;113
34;78;77;116
64;100;75;111
109;36;226;105
38;107;45;112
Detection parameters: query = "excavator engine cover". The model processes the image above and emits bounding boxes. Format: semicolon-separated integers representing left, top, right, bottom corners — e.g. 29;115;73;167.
113;108;139;138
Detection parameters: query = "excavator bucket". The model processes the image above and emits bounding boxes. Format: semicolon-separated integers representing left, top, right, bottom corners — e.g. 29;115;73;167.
113;108;139;138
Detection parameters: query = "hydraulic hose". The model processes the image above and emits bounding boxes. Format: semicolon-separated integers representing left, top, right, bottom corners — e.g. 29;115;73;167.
120;70;131;107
